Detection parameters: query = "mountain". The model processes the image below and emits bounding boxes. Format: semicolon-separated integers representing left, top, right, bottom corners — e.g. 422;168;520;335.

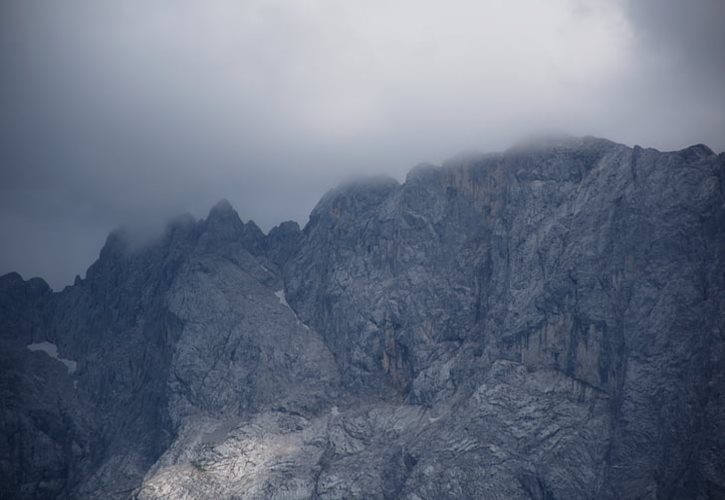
1;137;723;499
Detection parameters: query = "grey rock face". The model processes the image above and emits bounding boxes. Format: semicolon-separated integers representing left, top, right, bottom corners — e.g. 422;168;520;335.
1;137;723;499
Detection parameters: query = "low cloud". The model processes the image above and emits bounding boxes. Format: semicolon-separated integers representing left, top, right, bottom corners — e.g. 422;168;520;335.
1;0;723;288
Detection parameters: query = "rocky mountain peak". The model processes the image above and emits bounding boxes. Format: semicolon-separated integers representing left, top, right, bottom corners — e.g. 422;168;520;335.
678;142;716;161
1;137;724;499
204;198;244;233
209;197;235;214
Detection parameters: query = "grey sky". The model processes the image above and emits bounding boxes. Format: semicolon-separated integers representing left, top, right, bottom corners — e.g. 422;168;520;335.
1;0;724;289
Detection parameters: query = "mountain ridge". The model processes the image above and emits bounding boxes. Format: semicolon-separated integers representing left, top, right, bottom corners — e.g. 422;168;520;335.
1;136;724;498
5;136;721;291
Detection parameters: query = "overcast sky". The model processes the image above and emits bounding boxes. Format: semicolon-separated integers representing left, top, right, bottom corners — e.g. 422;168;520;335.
1;0;724;289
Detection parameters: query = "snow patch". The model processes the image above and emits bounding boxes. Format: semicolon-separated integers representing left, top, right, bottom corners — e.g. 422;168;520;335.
275;290;312;331
275;289;289;308
27;341;77;374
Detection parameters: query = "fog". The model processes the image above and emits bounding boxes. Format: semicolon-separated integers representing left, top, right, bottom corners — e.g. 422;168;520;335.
1;0;724;288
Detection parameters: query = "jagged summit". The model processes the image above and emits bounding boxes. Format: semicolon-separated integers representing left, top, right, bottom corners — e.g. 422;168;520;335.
1;137;724;499
208;197;235;215
405;162;442;183
0;271;25;286
676;142;716;160
204;198;245;229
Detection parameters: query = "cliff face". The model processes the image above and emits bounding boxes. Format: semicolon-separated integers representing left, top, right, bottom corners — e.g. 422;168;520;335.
1;137;723;499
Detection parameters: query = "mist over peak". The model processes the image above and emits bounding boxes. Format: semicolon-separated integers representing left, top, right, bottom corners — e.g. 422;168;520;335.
1;0;724;287
2;136;723;498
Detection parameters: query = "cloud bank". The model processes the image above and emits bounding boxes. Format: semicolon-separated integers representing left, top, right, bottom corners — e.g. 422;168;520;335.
1;0;724;288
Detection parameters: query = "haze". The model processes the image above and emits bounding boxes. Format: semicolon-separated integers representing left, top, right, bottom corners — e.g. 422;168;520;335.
1;0;724;288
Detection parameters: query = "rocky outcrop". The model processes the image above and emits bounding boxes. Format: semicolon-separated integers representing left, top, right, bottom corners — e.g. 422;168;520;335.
1;137;723;499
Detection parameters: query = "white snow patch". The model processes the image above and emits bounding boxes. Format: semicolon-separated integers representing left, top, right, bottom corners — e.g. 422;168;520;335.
27;341;77;374
275;289;289;308
276;290;312;330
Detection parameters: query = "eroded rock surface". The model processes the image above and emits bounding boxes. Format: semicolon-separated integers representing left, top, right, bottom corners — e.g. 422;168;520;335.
1;137;724;499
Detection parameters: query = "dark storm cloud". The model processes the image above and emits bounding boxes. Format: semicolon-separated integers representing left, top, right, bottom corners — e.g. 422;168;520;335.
615;0;725;149
1;0;724;288
628;0;725;79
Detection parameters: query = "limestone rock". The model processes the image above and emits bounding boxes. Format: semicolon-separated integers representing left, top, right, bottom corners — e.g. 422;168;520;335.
1;137;723;498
